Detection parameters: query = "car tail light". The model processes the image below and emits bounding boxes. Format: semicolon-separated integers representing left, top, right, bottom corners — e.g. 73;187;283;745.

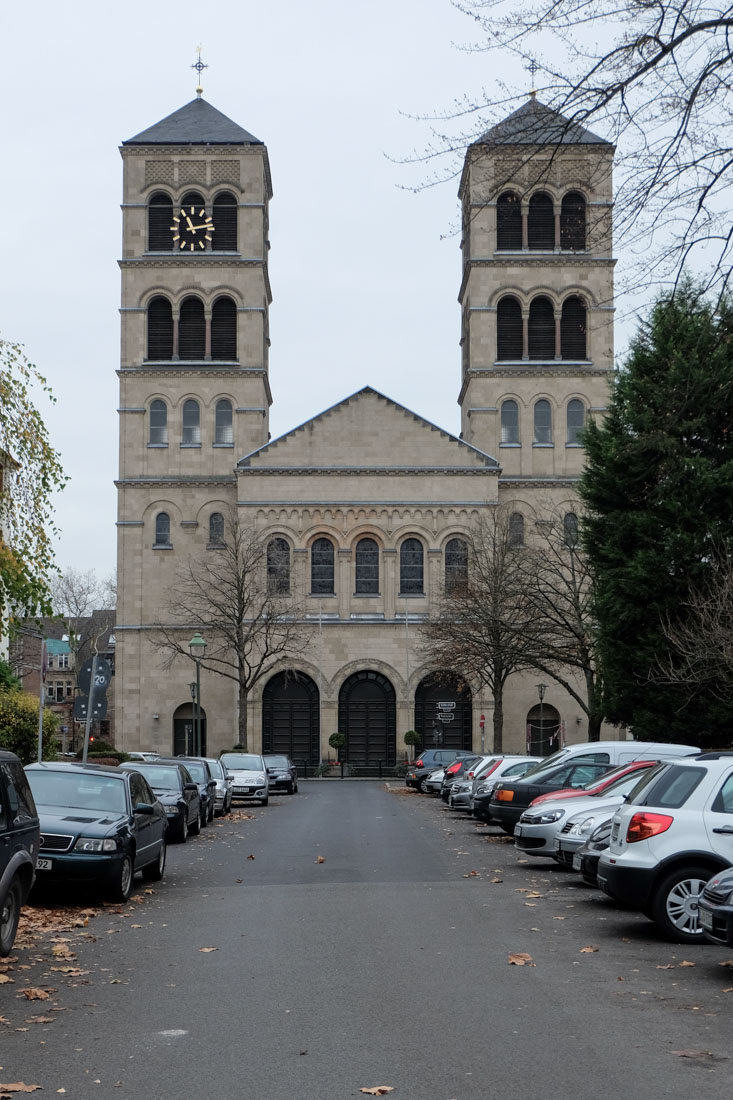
626;812;674;843
447;763;462;775
483;761;501;778
495;789;514;802
415;761;424;768
468;771;475;779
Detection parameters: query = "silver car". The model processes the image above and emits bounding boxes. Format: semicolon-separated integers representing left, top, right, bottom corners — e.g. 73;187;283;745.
448;755;502;811
471;756;540;821
204;757;233;816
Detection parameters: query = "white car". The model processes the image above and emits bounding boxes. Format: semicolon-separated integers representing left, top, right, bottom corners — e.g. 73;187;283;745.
425;769;445;794
219;752;269;807
471;756;540;822
598;753;733;943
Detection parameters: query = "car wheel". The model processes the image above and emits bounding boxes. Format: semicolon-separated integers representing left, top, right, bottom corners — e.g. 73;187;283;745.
417;776;428;793
651;865;711;943
293;783;298;794
200;808;208;829
108;852;134;903
143;838;167;882
189;811;201;836
259;795;269;807
0;876;22;957
176;813;188;843
207;804;214;823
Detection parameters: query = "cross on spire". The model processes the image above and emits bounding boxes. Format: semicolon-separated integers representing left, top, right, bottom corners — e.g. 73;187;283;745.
526;59;539;98
191;46;208;98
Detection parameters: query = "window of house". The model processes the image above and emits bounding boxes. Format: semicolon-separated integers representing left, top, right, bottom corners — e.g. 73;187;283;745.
509;512;525;547
267;538;291;594
209;512;225;546
528;192;554;249
212;191;237;251
560;191;586;250
500;399;519;444
355;538;379;595
528;297;555;360
496;191;522;250
58;653;69;670
211;297;237;360
400;538;424;594
179;296;206;359
561;296;587;359
147;297;173;360
214;399;233;444
149;399;168;445
445;538;468;594
148;192;173;251
497;296;523;360
567;399;585;445
311;537;335;594
154;512;171;547
564;512;579;547
534;399;553;444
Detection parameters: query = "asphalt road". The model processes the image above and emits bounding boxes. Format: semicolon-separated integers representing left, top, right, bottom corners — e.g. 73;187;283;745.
2;782;732;1100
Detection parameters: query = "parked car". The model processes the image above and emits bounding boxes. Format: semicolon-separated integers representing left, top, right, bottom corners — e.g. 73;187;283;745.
25;762;167;902
119;761;201;841
528;759;659;807
597;753;733;943
219;753;269;806
167;757;217;825
405;749;473;792
440;756;482;802
127;752;160;762
567;817;614;885
204;757;233;815
472;757;539;821
0;752;40;956
449;756;502;811
263;755;298;795
424;769;445;795
698;866;733;946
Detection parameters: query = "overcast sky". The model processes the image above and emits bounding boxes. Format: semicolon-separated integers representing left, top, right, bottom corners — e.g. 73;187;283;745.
2;0;623;585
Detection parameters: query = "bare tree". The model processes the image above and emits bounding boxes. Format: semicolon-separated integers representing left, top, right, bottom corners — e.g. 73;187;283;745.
420;509;542;751
152;512;313;749
51;567;114;668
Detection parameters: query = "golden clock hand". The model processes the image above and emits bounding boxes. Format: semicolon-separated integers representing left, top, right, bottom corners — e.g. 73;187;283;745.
186;216;195;231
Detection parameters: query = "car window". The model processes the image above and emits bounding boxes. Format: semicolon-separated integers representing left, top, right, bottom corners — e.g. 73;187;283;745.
129;772;147;806
567;764;607;787
139;776;156;804
130;765;181;790
206;760;223;779
0;774;7;830
572;753;611;764
634;764;706;809
1;762;37;822
184;762;205;783
711;773;733;814
592;770;647;798
180;766;193;785
264;756;290;768
220;754;262;770
504;761;534;778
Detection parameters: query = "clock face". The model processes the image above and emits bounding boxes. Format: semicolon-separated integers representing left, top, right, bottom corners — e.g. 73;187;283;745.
170;204;215;251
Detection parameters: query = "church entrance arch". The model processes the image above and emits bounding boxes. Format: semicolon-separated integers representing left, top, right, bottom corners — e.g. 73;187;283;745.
526;703;560;755
338;671;396;769
172;702;207;756
414;674;472;753
262;672;320;767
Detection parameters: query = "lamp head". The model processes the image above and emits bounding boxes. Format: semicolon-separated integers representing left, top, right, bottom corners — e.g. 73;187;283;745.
188;631;207;658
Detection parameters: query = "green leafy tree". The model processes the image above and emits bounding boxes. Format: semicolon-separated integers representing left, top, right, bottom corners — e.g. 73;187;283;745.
580;283;733;743
0;339;67;626
0;689;58;762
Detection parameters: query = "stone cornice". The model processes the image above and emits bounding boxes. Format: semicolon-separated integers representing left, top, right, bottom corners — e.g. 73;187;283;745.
119;257;264;268
498;476;579;487
120;144;265;157
116;476;237;487
236;465;500;478
237;499;497;508
458;255;615;301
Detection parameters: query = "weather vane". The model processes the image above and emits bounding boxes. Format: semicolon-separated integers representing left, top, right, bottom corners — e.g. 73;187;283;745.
526;59;539;98
192;46;208;98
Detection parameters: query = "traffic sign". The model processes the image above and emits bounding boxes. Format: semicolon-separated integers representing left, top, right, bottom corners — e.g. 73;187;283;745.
77;658;112;698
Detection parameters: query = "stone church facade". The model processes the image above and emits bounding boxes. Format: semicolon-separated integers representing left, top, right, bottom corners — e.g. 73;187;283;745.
115;93;619;763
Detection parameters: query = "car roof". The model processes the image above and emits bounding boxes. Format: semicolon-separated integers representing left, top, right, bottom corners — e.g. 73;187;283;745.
26;761;127;779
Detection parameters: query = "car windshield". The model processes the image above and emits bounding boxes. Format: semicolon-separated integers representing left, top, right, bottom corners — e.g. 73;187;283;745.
264;756;290;768
28;770;127;814
127;765;181;791
220;754;262;770
184;762;206;783
520;748;573;777
590;769;648;797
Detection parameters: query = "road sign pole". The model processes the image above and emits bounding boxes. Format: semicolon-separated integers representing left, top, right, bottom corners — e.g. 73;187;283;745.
82;654;98;765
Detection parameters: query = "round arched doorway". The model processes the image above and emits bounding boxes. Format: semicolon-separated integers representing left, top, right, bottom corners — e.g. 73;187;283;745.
526;703;560;755
172;702;207;756
338;670;396;768
414;673;472;753
262;671;320;767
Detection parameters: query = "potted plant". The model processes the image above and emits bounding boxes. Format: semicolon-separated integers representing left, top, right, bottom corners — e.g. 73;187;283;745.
403;730;421;761
328;731;346;761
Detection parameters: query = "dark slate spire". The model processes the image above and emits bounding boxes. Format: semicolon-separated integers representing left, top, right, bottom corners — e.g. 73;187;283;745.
475;97;609;146
123;98;263;146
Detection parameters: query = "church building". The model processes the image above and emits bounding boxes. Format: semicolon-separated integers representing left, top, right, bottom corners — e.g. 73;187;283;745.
115;90;618;763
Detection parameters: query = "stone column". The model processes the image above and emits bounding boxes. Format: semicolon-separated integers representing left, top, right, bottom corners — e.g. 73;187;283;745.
338;549;351;620
383;548;397;620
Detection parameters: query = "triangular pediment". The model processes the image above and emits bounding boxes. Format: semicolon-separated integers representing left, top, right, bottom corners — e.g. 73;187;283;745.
238;387;498;471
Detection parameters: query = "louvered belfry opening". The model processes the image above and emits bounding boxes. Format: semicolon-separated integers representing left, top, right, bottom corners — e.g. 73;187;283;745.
561;296;587;359
147;297;173;360
180;191;206;218
528;297;556;359
496;191;522;250
560;191;586;250
528;192;554;249
212;191;237;251
211;296;237;360
148;192;173;251
179;296;206;359
497;296;523;360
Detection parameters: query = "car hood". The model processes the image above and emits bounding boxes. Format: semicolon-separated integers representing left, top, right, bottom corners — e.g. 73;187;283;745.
525;792;623;818
37;807;129;838
564;794;631;825
228;769;265;781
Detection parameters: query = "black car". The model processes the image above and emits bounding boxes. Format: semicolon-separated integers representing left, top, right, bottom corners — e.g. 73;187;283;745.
489;759;613;833
0;751;40;956
405;749;473;792
25;762;167;902
119;761;201;842
168;757;217;825
698;867;733;946
263;755;298;794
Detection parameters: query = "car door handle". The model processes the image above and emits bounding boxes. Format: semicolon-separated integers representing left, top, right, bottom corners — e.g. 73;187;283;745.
712;826;733;834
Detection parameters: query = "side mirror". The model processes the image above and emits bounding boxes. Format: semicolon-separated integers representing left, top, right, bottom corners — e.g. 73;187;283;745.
134;802;155;815
183;783;198;793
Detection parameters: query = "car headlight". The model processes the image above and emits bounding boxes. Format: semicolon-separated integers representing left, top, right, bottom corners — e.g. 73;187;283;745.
257;774;267;784
165;806;179;816
569;816;597;836
73;837;119;852
475;784;493;795
530;810;564;825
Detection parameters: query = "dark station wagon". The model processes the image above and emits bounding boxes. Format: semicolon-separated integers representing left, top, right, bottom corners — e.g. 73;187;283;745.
0;751;40;956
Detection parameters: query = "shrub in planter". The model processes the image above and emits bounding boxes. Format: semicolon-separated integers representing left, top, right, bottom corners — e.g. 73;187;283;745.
403;730;421;759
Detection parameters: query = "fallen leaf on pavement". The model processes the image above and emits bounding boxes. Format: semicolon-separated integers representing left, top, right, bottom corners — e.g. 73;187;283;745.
25;1016;54;1024
671;1050;714;1059
579;946;599;953
0;976;14;985
491;877;503;883
719;959;733;968
247;854;255;861
19;989;53;1000
359;1089;394;1096
315;856;326;864
199;947;218;953
656;964;674;969
0;1085;42;1093
508;952;535;966
678;961;695;967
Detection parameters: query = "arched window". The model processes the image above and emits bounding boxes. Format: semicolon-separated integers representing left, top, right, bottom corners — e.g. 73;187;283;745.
212;191;237;251
445;538;468;594
400;538;424;594
528;297;555;360
567;399;585;445
311;537;335;594
267;538;291;594
534;399;552;444
561;296;587;359
149;399;168;445
147;297;173;360
528;192;554;249
355;537;379;595
182;399;200;445
560;191;586;250
509;512;525;547
148;192;173;252
211;296;237;360
209;512;225;546
501;399;519;444
179;296;205;359
180;191;206;218
154;512;171;547
214;399;233;444
497;296;523;360
564;512;579;548
496;191;522;250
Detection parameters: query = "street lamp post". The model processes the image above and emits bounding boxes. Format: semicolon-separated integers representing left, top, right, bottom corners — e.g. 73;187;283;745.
537;682;547;754
188;632;207;756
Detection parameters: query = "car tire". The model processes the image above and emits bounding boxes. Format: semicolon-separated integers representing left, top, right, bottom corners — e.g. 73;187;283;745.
0;876;22;957
189;811;201;836
200;808;208;829
176;814;188;843
207;804;214;823
108;852;134;903
417;776;428;793
142;839;166;882
286;782;294;795
293;783;298;794
650;865;712;943
259;796;269;807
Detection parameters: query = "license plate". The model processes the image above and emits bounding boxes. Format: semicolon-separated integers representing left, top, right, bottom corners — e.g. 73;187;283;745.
36;858;53;870
234;786;249;793
572;852;583;871
514;825;522;837
698;907;713;931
